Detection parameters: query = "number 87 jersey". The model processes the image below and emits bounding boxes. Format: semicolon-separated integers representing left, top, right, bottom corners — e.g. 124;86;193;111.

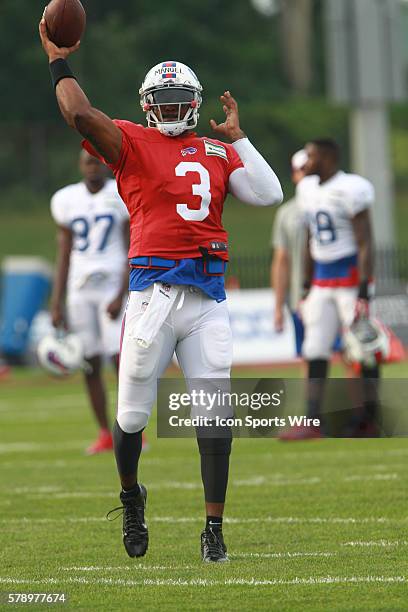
82;121;244;261
297;171;375;264
51;178;129;291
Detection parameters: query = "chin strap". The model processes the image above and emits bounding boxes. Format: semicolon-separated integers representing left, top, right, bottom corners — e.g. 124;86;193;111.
157;122;188;137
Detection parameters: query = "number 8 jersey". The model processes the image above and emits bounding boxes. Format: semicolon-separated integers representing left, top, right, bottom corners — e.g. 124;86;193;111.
51;178;129;291
297;171;375;286
82;121;244;261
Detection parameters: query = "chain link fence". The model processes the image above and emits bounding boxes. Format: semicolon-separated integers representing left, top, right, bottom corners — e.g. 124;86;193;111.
227;248;408;293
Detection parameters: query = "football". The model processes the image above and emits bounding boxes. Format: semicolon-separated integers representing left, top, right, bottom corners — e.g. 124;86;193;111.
44;0;86;48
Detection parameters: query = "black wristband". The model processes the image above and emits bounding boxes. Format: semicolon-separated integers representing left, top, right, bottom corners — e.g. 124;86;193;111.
358;279;369;300
49;58;77;89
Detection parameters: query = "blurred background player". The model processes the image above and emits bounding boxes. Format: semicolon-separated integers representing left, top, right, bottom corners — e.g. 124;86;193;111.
272;149;360;426
282;139;380;440
271;149;307;352
50;150;131;455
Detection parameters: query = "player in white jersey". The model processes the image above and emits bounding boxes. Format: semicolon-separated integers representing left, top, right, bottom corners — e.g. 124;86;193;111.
50;150;130;454
281;139;379;440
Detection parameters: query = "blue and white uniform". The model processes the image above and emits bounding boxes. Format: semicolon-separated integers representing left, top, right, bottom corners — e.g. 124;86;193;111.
51;179;129;358
297;171;374;360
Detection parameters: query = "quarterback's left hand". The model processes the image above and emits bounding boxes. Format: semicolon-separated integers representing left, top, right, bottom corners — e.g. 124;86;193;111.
106;295;123;320
210;91;246;142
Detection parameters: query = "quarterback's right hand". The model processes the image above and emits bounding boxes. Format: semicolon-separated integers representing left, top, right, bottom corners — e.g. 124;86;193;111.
39;17;80;62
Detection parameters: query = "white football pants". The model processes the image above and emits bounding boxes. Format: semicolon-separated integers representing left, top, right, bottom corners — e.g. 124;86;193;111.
117;286;233;433
67;278;126;359
302;285;358;360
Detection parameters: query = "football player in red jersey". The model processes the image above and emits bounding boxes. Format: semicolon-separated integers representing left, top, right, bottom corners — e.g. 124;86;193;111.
40;20;283;562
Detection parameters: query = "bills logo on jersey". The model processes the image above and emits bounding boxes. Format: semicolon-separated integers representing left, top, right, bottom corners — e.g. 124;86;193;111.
204;140;228;161
181;146;197;156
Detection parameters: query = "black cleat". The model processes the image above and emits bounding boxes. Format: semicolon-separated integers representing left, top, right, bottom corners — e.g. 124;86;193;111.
201;528;229;563
107;484;148;558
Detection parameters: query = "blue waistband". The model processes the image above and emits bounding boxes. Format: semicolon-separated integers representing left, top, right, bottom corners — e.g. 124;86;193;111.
129;256;226;275
130;256;177;269
314;254;358;279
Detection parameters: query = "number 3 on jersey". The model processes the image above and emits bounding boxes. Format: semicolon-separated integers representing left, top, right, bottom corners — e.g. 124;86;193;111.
175;162;211;221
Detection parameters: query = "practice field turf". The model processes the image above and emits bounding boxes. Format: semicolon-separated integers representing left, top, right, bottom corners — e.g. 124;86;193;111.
1;367;407;611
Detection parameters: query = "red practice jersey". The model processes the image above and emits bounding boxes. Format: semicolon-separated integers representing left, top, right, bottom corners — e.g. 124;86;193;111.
83;121;243;260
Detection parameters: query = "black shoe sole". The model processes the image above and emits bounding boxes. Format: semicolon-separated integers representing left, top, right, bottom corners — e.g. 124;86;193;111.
124;536;149;558
123;484;148;558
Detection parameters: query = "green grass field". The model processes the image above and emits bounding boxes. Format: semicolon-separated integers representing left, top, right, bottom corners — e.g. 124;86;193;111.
1;366;407;611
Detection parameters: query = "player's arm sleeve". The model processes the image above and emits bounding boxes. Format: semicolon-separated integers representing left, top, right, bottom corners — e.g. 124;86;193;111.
50;192;70;228
228;138;283;206
347;178;375;217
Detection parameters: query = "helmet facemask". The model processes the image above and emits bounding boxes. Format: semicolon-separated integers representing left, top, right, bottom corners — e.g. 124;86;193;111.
141;85;201;137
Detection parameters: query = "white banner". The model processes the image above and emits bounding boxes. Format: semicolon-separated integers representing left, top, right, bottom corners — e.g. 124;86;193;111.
227;288;298;365
30;289;299;367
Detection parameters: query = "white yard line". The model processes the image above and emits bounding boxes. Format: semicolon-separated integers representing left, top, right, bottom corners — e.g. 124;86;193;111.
234;476;321;486
231;552;335;559
0;576;405;587
387;448;408;456
344;474;399;482
263;448;408;461
60;566;195;572
1;457;163;469
343;540;408;547
0;441;90;454
0;395;85;413
7;476;322;499
12;486;63;494
365;463;408;471
60;555;334;570
2;515;407;525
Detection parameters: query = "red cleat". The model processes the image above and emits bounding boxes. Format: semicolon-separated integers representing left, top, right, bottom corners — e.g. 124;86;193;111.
86;429;113;455
0;364;11;381
279;424;322;441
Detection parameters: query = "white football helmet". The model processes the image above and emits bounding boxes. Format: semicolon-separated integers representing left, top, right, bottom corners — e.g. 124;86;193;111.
139;61;202;137
343;317;389;367
37;332;85;377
